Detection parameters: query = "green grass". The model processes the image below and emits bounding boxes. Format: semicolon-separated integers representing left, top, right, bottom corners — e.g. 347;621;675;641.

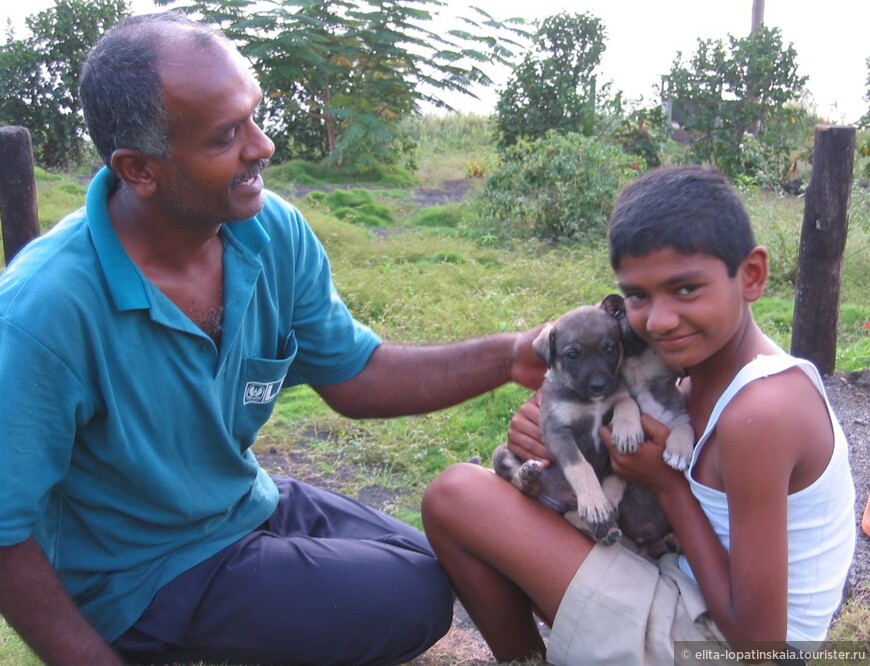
1;114;869;664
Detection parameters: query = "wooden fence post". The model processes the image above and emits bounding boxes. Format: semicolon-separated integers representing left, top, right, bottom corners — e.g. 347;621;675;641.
0;126;41;265
790;125;856;375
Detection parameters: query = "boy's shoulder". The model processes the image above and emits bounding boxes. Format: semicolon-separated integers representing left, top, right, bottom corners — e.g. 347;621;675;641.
714;358;832;479
718;355;824;429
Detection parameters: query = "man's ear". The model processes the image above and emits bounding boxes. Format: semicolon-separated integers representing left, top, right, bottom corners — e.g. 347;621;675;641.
109;149;159;197
740;246;768;302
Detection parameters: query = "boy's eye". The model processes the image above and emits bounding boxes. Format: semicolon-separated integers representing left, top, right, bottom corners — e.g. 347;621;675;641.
675;284;698;296
623;292;646;303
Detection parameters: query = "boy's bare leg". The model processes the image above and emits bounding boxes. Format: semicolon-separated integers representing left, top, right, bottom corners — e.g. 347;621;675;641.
422;463;593;662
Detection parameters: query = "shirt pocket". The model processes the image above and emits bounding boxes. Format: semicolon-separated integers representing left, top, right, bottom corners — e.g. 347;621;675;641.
234;333;298;450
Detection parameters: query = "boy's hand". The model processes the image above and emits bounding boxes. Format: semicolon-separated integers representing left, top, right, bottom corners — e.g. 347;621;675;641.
505;392;551;464
600;414;683;495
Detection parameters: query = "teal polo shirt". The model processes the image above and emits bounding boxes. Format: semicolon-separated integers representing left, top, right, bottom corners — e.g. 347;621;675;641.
0;167;380;641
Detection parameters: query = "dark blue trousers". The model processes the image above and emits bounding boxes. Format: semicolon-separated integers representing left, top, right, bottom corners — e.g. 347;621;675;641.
114;475;453;665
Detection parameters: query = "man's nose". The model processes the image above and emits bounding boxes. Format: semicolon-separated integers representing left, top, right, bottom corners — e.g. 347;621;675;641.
243;119;275;162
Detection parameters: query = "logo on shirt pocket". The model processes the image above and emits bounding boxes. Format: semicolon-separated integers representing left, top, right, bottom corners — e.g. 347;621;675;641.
244;378;284;405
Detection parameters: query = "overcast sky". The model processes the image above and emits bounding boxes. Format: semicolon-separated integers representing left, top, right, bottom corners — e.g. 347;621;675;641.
2;0;867;124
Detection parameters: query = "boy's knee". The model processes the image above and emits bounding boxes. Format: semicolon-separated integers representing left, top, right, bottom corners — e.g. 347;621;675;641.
422;462;482;524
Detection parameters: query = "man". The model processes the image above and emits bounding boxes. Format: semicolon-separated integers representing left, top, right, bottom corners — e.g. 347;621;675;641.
0;13;544;665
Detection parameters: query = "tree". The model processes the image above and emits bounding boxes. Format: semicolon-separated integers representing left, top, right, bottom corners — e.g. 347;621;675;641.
494;12;607;149
158;0;526;168
664;26;807;185
0;0;129;168
860;56;870;129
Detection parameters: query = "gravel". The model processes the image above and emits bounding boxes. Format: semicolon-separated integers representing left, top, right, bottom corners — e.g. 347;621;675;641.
824;370;870;595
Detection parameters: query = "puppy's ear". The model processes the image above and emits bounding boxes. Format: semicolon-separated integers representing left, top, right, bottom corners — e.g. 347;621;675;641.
601;294;626;320
533;324;556;367
602;293;646;354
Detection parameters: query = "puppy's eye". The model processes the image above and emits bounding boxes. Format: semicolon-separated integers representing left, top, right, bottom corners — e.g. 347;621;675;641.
564;349;581;361
604;343;618;356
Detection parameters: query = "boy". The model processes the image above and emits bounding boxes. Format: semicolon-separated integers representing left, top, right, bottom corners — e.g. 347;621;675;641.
421;165;856;664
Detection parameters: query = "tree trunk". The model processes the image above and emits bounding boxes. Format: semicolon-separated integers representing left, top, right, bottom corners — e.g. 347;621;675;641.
751;0;765;33
790;125;855;375
0;126;41;265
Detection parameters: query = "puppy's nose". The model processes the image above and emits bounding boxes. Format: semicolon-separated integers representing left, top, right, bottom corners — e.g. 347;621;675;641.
589;377;609;394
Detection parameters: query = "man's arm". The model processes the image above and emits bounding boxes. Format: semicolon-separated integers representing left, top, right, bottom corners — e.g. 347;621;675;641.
0;538;125;666
314;328;545;419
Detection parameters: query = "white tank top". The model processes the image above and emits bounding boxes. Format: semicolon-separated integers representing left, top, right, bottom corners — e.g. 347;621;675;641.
678;353;856;643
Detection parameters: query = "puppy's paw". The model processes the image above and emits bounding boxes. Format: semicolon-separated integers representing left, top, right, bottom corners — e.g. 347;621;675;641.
662;423;694;471
610;422;644;454
564;510;622;545
513;460;544;496
576;496;619;528
647;532;682;558
600;525;623;546
662;448;690;471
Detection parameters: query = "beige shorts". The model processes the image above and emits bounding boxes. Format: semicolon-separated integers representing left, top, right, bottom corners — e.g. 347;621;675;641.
548;543;775;666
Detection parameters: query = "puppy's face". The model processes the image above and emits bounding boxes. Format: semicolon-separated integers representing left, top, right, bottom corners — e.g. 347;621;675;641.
534;306;623;401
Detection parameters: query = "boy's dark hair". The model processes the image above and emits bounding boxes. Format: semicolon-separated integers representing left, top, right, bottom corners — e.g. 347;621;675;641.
80;12;228;166
608;166;755;277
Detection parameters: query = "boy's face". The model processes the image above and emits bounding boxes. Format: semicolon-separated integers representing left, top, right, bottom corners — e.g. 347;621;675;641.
615;248;752;370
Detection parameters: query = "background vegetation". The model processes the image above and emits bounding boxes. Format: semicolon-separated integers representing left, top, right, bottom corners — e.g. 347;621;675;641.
1;1;869;662
2;111;869;665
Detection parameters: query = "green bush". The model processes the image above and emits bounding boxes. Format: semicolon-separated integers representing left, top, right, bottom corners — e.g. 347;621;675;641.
411;204;466;228
477;132;634;243
266;160;416;188
324;189;394;228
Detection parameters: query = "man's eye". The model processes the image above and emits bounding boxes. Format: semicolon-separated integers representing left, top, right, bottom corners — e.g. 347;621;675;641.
676;285;698;296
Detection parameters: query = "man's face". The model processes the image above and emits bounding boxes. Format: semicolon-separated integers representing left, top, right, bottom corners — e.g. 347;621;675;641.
151;38;275;227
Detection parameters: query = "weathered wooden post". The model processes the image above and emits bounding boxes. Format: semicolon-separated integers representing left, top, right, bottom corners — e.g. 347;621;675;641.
0;126;41;265
790;125;856;375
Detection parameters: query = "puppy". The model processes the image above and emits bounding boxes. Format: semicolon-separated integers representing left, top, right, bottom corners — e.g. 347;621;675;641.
493;296;692;548
601;294;694;472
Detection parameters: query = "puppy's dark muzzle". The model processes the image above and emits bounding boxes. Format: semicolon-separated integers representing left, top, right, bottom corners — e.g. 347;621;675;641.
588;377;613;398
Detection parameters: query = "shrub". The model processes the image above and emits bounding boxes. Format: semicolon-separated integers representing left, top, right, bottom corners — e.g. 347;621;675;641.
477;132;634;243
324;189;394;228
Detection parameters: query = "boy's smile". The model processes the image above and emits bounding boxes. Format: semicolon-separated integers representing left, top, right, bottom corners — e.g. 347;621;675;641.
616;247;752;370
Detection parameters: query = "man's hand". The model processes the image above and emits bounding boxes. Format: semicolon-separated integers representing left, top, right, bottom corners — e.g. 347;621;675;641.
509;325;547;390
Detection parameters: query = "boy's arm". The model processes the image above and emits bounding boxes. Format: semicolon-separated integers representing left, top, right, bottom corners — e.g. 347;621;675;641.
0;538;125;665
605;402;792;646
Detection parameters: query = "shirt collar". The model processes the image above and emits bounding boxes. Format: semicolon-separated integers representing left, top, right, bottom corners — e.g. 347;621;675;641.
87;167;149;311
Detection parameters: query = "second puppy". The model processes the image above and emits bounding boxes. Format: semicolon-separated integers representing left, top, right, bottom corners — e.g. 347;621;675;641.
493;296;692;548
